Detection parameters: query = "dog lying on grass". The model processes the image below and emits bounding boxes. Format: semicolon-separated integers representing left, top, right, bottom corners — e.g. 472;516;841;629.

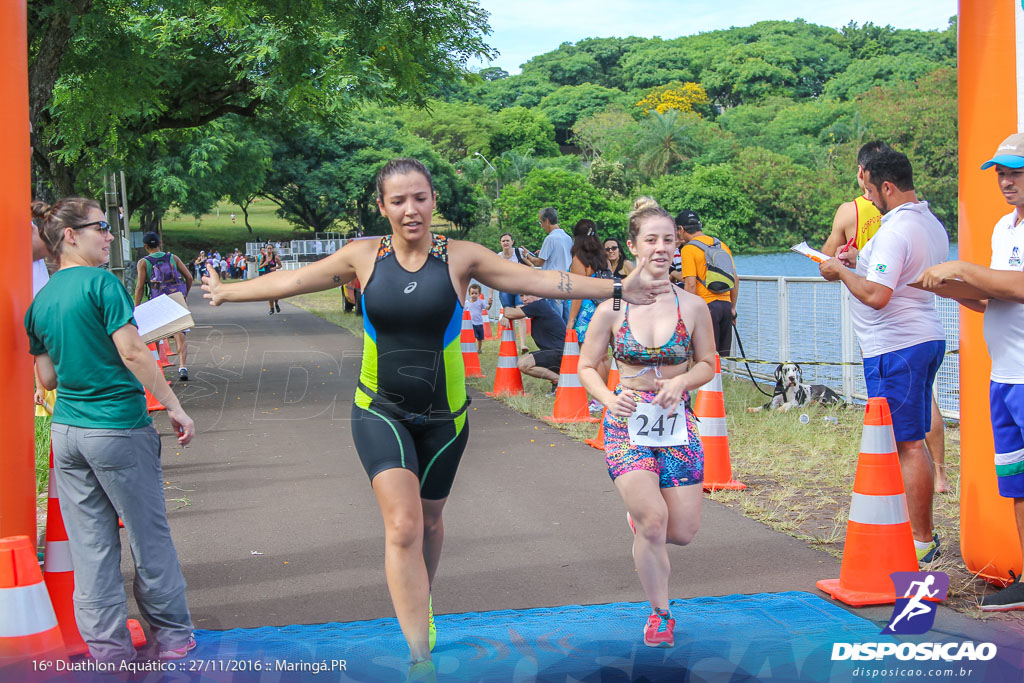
746;362;846;413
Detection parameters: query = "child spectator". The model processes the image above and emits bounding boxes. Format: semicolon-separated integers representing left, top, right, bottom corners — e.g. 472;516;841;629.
465;284;491;353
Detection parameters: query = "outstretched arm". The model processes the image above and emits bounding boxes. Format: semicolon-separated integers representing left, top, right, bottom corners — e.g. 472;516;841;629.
459;241;669;304
203;241;365;305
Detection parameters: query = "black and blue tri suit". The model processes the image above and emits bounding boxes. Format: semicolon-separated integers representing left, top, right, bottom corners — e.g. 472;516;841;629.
351;234;470;500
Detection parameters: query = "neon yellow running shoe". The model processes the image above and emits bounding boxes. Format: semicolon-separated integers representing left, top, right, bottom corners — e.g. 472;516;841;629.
427;595;436;651
407;659;436;683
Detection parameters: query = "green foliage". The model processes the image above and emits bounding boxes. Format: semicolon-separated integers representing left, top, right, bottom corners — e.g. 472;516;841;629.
489;108;559;158
496;169;629;246
537;83;629;143
649;167;755;247
823;55;948;101
467;71;558;110
572;105;643;162
855;68;959;234
30;0;496;195
402;100;499;162
587;157;630;197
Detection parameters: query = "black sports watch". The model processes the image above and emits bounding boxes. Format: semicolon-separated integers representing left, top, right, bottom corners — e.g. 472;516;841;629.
612;276;622;311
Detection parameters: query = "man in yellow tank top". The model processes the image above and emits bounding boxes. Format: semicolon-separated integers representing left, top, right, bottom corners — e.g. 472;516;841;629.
822;141;889;256
822;141;949;494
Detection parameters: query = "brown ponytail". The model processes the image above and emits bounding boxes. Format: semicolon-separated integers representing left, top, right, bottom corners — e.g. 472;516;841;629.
32;197;101;258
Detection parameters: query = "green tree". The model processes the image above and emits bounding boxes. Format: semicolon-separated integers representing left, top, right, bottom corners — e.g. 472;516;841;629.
402;100;499;162
496;169;628;246
489;107;559;157
823;55;947;101
29;0;495;196
637;111;701;179
855;67;958;232
537;83;629;144
572;105;642;162
649;166;755;248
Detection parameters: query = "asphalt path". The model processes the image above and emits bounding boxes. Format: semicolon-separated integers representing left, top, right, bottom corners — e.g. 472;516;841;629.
132;288;1017;652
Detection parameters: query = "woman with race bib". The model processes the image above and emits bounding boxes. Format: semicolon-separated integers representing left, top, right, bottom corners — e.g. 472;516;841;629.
578;196;716;650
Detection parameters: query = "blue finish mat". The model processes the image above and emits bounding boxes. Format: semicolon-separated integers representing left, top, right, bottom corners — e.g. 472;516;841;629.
182;591;886;682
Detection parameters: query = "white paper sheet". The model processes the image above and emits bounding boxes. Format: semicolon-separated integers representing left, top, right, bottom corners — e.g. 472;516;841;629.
790;241;831;264
134;294;190;338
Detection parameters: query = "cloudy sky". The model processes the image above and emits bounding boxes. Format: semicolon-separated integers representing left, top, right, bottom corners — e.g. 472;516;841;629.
472;0;958;74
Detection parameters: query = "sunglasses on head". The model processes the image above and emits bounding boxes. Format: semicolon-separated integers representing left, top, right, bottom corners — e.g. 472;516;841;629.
73;220;112;234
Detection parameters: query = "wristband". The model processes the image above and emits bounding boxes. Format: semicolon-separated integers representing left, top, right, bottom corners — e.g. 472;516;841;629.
612;277;622;311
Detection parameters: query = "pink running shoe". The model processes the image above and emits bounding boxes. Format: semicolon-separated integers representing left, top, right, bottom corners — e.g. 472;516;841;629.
643;609;675;648
157;635;196;660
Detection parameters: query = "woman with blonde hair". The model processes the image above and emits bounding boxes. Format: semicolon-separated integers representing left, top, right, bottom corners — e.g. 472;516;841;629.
578;196;716;649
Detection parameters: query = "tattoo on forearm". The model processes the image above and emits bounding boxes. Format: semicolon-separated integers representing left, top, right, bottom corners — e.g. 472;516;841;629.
558;272;572;293
333;275;341;284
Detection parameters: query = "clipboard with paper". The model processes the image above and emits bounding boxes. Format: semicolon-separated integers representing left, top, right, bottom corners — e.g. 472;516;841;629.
790;241;831;264
134;292;194;345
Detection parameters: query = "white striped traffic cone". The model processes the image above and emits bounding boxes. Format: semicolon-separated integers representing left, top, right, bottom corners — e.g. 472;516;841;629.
696;355;745;491
0;535;65;664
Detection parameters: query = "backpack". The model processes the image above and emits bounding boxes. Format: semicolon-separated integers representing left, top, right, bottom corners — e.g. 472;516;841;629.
145;252;186;298
684;238;736;293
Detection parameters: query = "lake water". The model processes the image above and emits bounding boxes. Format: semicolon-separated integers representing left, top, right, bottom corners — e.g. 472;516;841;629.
733;244;960;277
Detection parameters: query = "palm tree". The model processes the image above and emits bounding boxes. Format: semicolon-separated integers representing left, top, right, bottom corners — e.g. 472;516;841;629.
637;110;698;178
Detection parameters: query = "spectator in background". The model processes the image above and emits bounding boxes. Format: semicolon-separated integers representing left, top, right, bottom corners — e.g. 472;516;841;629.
496;232;532;353
134;232;193;382
219;254;229;278
501;295;567;396
193;251;207;280
465;284;491;354
820;149;947;565
605;237;634;278
677;210;738;358
524;207;573;323
567;219;613;344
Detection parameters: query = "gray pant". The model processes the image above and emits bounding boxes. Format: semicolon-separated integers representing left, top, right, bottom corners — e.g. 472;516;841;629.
50;422;193;663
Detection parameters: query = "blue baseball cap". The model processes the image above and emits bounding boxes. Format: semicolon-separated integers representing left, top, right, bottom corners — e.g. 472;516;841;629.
980;133;1024;169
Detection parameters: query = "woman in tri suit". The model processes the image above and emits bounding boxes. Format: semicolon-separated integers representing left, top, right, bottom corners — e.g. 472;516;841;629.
578;197;717;650
201;159;667;679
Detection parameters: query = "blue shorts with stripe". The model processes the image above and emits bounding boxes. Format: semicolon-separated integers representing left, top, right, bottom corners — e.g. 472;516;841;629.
864;340;944;442
991;381;1024;499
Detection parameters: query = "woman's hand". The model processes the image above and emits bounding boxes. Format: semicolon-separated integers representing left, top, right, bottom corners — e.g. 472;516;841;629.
652;375;687;410
202;269;224;306
166;406;195;446
621;257;671;305
607;390;638;419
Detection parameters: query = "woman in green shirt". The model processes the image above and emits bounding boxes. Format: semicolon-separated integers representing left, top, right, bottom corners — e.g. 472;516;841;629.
26;198;197;664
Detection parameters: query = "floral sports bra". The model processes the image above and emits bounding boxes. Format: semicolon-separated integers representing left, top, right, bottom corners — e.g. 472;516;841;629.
613;289;691;377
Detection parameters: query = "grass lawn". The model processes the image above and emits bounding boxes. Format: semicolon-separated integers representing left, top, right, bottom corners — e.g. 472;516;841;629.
288;288;1024;624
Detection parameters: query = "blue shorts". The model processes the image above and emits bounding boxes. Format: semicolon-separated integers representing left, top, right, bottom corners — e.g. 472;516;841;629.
863;340;944;442
472;324;484;341
498;291;521;309
991;382;1024;498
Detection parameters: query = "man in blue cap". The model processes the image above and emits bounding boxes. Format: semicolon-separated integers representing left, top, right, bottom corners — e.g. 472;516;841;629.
921;132;1024;611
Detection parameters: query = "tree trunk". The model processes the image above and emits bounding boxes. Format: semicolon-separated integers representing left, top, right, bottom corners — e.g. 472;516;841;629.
242;197;253;233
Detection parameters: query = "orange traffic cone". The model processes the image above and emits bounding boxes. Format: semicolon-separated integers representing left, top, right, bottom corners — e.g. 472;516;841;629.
697;355;745;491
146;388;166;413
585;357;620;450
460;309;484;379
148;342;172;369
42;447;88;656
545;329;599;424
483;314;494;341
817;397;919;606
486;320;524;397
43;450;146;655
0;535;65;664
163;337;177;357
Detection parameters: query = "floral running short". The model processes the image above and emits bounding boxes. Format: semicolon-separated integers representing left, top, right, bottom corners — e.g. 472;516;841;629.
604;387;704;488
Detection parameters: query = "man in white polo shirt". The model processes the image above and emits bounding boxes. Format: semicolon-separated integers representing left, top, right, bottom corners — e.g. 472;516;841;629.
921;132;1024;610
820;149;948;565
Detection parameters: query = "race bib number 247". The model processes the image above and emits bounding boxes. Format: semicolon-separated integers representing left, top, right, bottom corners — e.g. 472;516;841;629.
627;402;688;448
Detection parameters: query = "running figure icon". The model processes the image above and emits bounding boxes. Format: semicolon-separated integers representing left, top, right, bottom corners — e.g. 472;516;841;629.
888;575;939;630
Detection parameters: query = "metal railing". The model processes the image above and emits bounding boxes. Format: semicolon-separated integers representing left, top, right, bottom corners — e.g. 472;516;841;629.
728;275;960;420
